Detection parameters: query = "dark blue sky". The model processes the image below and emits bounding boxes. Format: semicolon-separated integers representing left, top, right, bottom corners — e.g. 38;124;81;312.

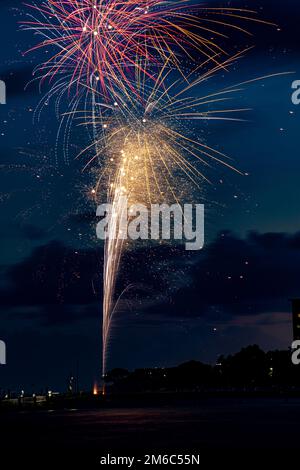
0;0;300;392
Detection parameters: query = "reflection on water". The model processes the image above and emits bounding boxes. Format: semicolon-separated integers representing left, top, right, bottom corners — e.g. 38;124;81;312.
1;398;300;452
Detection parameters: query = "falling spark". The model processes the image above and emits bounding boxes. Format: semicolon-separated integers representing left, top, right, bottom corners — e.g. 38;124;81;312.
22;0;277;378
79;56;251;375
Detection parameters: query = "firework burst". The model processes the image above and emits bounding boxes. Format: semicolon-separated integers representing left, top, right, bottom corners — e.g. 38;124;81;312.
79;52;249;196
22;0;277;378
22;0;275;97
75;55;253;374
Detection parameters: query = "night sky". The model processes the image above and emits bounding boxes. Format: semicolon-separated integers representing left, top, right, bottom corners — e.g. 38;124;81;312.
0;0;300;392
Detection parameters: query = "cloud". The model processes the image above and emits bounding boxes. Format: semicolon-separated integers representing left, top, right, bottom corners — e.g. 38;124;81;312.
1;231;300;327
0;241;103;325
146;230;300;318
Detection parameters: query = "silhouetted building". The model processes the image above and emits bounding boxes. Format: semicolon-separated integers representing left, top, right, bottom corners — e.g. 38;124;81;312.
291;299;300;340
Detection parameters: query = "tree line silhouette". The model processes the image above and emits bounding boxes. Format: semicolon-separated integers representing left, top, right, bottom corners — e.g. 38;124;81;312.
105;345;300;392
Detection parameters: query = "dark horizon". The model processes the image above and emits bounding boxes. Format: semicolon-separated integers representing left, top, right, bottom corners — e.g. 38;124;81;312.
1;342;298;395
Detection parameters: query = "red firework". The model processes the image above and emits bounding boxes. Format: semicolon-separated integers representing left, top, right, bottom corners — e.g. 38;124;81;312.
22;0;273;96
